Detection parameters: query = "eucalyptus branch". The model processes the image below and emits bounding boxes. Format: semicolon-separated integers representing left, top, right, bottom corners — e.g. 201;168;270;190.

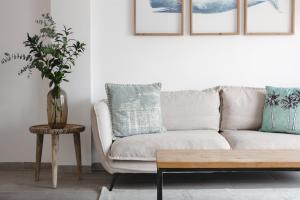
1;13;86;88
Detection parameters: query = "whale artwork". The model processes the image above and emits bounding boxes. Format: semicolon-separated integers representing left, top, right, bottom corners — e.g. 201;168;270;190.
150;0;280;13
150;0;182;13
193;0;279;13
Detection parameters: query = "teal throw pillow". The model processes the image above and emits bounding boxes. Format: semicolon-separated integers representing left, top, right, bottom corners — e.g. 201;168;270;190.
261;86;300;134
105;83;164;138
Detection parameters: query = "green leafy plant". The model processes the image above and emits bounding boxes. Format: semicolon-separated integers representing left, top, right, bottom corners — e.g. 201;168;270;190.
1;13;86;97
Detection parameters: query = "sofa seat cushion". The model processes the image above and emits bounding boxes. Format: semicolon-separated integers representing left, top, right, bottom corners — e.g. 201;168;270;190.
109;130;231;161
222;130;300;149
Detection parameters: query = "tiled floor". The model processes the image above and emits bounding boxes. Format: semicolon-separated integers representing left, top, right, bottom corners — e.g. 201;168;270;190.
1;168;300;200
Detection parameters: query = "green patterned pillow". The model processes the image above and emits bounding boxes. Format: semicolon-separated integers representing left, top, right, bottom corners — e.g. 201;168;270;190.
261;86;300;134
105;83;164;138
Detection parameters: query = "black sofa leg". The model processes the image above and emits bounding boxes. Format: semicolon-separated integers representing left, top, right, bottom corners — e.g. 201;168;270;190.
109;173;120;191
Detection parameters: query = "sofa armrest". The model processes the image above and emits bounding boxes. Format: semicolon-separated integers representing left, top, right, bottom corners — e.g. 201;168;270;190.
91;100;113;173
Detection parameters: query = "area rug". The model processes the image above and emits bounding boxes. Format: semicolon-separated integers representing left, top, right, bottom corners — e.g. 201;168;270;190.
99;187;300;200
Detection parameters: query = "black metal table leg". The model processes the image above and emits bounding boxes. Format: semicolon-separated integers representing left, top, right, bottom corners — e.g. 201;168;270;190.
157;169;163;200
155;168;300;200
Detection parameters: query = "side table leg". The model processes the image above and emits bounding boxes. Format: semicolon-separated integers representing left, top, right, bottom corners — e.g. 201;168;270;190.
157;169;163;200
51;134;59;188
35;134;44;181
73;133;82;180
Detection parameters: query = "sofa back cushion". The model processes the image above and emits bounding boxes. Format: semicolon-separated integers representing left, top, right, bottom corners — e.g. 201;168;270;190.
220;86;266;131
160;90;220;131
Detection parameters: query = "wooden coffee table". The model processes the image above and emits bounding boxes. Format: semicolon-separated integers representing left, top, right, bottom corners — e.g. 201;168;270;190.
156;150;300;200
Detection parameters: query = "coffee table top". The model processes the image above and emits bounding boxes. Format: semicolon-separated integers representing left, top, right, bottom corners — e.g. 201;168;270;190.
156;150;300;169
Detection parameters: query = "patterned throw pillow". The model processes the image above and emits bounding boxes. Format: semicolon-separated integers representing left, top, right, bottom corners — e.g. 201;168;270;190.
261;86;300;134
105;83;164;138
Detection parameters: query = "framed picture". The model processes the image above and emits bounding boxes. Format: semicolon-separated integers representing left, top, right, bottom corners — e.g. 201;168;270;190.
245;0;295;35
190;0;240;35
134;0;184;36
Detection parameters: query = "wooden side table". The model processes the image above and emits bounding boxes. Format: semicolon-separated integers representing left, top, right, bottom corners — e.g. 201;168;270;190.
29;124;85;188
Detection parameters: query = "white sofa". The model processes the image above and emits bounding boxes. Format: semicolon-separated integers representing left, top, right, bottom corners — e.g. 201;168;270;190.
92;86;300;175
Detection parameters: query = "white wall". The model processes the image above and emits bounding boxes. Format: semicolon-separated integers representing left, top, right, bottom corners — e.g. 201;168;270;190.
91;0;300;162
0;0;91;165
91;0;300;101
51;0;91;165
0;0;50;163
1;0;300;165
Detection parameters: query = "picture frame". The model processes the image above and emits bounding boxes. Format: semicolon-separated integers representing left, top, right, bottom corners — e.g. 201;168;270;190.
190;0;240;35
244;0;295;35
134;0;184;36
